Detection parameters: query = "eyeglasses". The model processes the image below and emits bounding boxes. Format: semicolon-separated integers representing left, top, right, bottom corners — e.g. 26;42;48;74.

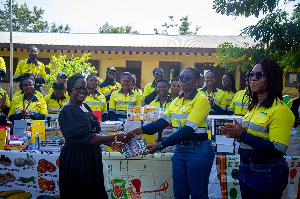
248;71;264;80
154;72;163;76
72;86;88;92
108;71;116;74
178;76;196;81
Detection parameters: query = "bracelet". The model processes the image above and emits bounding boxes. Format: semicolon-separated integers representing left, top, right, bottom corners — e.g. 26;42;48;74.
113;133;118;142
158;142;163;149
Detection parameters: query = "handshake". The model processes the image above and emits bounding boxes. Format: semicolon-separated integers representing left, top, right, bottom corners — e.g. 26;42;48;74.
111;128;160;156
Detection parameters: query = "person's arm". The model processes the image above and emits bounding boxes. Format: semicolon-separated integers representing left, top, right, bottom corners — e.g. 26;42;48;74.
140;118;169;134
143;90;157;105
240;131;285;157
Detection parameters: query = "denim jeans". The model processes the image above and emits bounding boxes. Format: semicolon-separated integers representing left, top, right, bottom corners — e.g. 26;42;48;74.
171;139;215;199
238;157;289;199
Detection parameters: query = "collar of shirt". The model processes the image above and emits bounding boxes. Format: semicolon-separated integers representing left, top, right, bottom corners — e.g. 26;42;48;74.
155;95;172;103
201;86;218;93
50;92;66;100
118;88;134;95
26;58;39;66
23;94;39;102
178;88;198;100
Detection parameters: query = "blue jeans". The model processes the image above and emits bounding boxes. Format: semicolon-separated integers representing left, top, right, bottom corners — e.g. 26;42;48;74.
238;157;289;199
171;139;215;199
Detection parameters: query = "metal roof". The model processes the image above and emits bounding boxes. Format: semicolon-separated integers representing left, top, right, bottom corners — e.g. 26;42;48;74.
0;31;256;51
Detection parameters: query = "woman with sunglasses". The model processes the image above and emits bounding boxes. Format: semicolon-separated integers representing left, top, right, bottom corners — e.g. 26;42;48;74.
222;74;237;111
8;77;48;124
219;60;294;199
109;72;141;121
287;81;300;131
198;71;227;115
58;73;131;199
142;67;164;105
126;67;215;199
84;74;107;113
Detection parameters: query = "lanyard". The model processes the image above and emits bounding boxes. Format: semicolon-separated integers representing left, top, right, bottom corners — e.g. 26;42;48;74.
56;99;63;109
23;96;34;110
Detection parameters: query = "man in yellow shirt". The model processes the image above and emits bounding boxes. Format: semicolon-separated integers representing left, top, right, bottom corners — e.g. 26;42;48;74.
14;45;47;92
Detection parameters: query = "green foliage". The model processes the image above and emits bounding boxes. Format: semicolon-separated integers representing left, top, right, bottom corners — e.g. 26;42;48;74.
212;0;283;18
98;22;139;33
154;15;200;35
0;0;70;32
213;1;300;71
45;53;100;87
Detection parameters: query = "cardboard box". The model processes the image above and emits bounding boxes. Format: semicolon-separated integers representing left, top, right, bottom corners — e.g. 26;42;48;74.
127;106;134;120
133;106;141;121
0;126;8;150
143;107;152;121
31;124;46;143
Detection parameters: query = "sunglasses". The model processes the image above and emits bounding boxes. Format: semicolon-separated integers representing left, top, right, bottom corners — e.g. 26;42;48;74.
154;72;163;76
178;76;196;81
72;86;88;92
248;71;264;80
108;71;116;74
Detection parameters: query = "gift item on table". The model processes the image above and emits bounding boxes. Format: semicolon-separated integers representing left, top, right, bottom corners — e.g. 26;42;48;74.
9;135;20;140
127;106;134;120
122;139;148;158
13;120;27;137
100;121;123;133
206;115;243;154
45;128;63;138
39;137;64;152
133;106;142;121
8;140;24;145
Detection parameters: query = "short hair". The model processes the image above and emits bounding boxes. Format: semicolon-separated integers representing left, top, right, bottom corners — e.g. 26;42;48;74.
121;72;133;81
19;73;35;89
248;59;283;110
86;74;98;81
152;67;164;75
66;73;85;95
182;67;200;79
223;74;237;93
28;45;38;52
156;78;170;88
52;82;65;90
205;70;216;77
170;78;179;84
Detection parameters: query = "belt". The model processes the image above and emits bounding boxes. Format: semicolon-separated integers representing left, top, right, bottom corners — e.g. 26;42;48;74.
179;140;205;146
240;156;282;164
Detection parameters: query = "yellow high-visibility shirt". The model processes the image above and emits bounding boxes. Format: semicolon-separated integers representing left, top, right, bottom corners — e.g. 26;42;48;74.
0;57;5;71
99;82;122;99
8;94;48;118
228;89;249;116
223;90;236;107
198;87;226;114
162;89;210;130
149;96;173;110
241;98;295;153
43;93;69;116
0;89;10;116
109;89;141;116
13;90;43;101
84;90;107;111
142;81;156;99
14;58;47;80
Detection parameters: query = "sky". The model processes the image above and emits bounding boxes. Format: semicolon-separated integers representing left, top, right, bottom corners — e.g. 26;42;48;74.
5;0;297;35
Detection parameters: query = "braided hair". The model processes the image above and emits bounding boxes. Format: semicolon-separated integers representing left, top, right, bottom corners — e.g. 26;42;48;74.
52;82;65;90
248;59;283;110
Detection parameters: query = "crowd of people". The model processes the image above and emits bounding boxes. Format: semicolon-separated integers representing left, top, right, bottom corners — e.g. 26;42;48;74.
0;45;298;199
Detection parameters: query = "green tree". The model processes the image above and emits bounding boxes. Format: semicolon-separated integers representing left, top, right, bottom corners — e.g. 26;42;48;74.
213;0;300;71
45;53;100;88
154;15;200;35
0;0;70;33
98;22;139;33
